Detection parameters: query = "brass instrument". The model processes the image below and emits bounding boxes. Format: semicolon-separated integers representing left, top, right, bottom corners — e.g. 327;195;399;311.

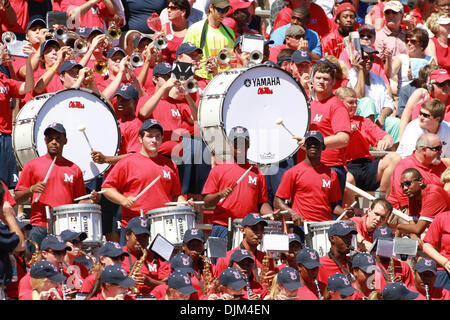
80;249;99;273
199;254;212;295
269;273;279;298
129;50;144;69
259;253;271;290
367;290;382;300
107;21;122;40
54;25;68;40
184;78;198;93
27;240;42;266
387;258;395;283
249;50;263;65
129;244;147;295
2;31;16;45
81;68;95;86
94;60;108;76
241;272;254;300
154;35;168;50
424;284;430;300
314;278;324;300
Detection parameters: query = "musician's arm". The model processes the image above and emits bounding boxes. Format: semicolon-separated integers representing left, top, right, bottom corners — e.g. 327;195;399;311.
102;187;129;207
397;220;429;236
258;202;273;215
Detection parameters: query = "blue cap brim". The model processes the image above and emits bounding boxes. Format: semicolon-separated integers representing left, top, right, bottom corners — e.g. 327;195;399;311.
118;277;136;288
337;286;357;297
228;279;247;290
48;272;66;283
177;284;197;295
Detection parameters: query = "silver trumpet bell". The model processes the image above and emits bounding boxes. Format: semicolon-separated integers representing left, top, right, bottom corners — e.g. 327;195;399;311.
217;48;231;65
54;25;68;40
184;78;198;93
130;52;144;68
249;50;263;64
74;38;89;54
2;31;16;45
154;35;168;50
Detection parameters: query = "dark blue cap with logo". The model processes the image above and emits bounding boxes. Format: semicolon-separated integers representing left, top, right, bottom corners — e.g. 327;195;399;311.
134;35;153;49
230;249;255;263
105;47;126;59
59;229;87;242
139;119;164;135
183;228;205;243
277;266;303;290
328;221;357;237
114;84;139;100
288;233;303;245
153;62;173;76
98;241;130;258
291;50;311;64
327;273;357;296
126;217;150;235
168;270;197;295
30;260;66;283
176;42;203;56
241;213;268;227
228;126;250;142
44;122;66;136
414;258;437;275
373;225;394;241
219;267;247;290
27;17;47;32
296;248;322;269
170;253;195;274
351;253;377;273
382;282;419;300
59;59;83;75
101;264;136;287
86;27;105;38
40;235;71;251
304;130;325;145
40;39;60;56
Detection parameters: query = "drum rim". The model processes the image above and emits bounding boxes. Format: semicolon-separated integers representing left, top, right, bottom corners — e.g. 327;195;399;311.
198;64;311;166
51;203;102;212
307;220;357;228
12;88;122;182
145;206;195;217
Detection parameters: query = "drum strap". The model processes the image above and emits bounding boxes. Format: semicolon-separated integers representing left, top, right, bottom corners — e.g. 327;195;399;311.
199;19;234;50
327;251;354;282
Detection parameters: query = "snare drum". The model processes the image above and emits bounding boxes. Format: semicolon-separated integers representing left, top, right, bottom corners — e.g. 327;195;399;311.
51;204;102;246
198;65;310;165
304;220;357;257
231;218;282;249
145;206;196;247
12;88;121;182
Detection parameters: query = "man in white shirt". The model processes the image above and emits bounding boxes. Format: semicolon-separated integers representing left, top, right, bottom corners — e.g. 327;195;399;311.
397;99;450;158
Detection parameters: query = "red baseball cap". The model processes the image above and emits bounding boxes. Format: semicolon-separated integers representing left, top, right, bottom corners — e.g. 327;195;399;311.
335;2;356;17
430;69;450;83
227;0;254;15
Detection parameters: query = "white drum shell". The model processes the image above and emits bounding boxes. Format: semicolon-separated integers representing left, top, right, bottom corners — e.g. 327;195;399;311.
51;204;102;246
145;206;196;247
231;218;282;250
198;65;310;165
12;88;121;182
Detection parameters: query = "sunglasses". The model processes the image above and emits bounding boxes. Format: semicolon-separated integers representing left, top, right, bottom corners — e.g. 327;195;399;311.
384;9;400;15
214;6;230;14
436;80;450;88
400;178;419;188
359;33;373;39
419;111;432;119
292;34;306;40
167;5;180;10
406;38;418;45
425;145;443;152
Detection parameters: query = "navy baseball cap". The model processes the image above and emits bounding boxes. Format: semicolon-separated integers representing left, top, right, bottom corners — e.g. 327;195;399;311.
98;241;130;258
168;270;197;295
219;267;247;290
414;258;437;275
134;35;153;49
59;59;82;75
30;261;66;283
27;17;47;32
183;228;205;243
40;39;60;56
382;282;418;300
358;24;375;34
328;221;357;237
170;253;195;274
87;27;105;38
44;122;66;136
327;273;357;296
361;45;379;54
373;225;394;241
304;130;325;145
277;266;303;290
230;249;255;263
101;264;136;288
105;47;126;59
291;50;311;64
126;217;150;235
40;235;71;251
288;233;303;245
139;119;164;135
351;253;377;273
153;62;172;77
176;42;203;57
296;248;322;269
277;55;292;65
114;84;139;100
16;217;32;230
228;126;250;142
241;213;268;227
59;229;88;242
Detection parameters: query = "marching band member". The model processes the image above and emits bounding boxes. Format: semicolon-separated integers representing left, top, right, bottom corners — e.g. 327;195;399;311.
29;260;66;300
350;252;378;300
14;123;100;245
87;264;136;300
295;248;327;300
207;267;247;300
327;273;357;300
382;282;419;300
264;266;303;300
276;233;304;271
409;258;450;300
59;230;89;292
164;270;198;300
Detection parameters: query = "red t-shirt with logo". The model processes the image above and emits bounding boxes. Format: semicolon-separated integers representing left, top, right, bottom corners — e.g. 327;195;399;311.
423;211;450;269
202;162;269;226
15;154;87;227
0;73;24;133
309;95;351;167
102;152;181;227
276;161;341;222
321;28;346;59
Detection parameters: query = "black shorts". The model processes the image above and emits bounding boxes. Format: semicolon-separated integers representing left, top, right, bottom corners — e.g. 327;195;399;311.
347;158;381;191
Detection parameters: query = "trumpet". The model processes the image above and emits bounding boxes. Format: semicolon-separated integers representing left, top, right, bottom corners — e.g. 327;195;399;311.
2;31;16;45
154;34;168;50
184;78;198;93
54;25;68;40
64;32;89;55
249;50;263;65
130;51;144;68
107;21;122;40
94;60;108;76
217;48;231;65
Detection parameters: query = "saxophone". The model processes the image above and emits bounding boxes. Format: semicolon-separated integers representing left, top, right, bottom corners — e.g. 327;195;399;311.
368;290;383;300
387;258;395;282
314;278;324;300
199;255;212;295
27;240;42;266
424;284;430;300
80;250;100;274
259;253;271;289
129;244;147;295
242;272;254;300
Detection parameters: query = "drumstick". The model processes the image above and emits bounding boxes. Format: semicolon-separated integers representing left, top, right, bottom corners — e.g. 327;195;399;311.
165;201;205;206
261;210;289;219
134;175;161;201
345;182;412;221
78;125;94;151
336;201;358;221
218;166;254;203
276;118;296;137
35;157;57;203
74;190;106;201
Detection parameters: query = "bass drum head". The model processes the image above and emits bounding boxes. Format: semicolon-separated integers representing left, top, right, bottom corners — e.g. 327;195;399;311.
33;88;121;182
222;65;310;165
